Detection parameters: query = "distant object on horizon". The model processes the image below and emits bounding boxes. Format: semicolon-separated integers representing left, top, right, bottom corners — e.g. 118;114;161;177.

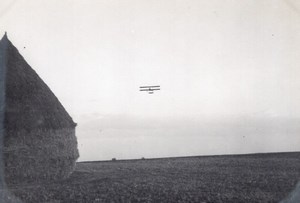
139;85;160;94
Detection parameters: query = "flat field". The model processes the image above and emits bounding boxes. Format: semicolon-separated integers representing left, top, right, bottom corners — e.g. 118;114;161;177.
8;152;300;203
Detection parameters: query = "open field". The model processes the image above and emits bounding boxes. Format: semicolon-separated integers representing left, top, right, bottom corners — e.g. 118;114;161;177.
7;152;300;203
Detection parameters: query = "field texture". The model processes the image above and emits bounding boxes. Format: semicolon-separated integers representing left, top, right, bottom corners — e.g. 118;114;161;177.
7;152;300;203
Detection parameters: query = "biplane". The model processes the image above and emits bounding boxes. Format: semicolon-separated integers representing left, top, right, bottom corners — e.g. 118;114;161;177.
139;85;161;94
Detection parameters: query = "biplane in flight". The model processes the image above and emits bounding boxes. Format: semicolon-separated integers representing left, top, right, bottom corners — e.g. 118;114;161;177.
139;85;161;94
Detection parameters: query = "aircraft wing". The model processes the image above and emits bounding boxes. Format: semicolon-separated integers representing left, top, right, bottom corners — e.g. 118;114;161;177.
139;85;160;88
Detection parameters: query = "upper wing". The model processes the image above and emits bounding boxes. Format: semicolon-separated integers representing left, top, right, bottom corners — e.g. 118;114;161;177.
139;85;160;88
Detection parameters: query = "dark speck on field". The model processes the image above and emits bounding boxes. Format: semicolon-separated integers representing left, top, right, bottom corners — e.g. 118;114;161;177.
7;152;300;203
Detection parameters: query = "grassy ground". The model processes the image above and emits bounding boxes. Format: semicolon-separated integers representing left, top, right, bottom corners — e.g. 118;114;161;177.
6;152;300;203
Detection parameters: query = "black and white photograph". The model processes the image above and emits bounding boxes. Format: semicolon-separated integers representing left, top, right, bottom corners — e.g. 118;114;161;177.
0;0;300;202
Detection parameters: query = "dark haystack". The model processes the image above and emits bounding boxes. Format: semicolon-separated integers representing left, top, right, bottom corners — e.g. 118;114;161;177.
0;33;79;184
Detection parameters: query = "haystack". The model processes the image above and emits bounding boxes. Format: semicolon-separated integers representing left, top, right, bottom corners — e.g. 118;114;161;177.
0;33;79;184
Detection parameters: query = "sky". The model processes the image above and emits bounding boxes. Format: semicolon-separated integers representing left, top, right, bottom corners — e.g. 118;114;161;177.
0;0;300;161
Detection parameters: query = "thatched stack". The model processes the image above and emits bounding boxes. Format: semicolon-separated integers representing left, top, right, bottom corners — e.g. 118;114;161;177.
0;33;79;184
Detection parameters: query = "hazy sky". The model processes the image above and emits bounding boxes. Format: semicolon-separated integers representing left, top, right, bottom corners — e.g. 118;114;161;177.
1;0;300;161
